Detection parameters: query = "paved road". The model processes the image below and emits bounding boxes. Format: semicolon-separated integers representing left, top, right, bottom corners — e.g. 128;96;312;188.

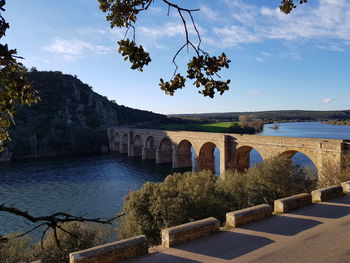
124;194;350;263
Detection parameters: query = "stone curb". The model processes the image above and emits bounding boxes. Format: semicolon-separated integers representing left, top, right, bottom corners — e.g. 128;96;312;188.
341;181;350;193
69;235;148;263
226;204;273;227
161;217;220;248
312;185;343;202
274;193;312;213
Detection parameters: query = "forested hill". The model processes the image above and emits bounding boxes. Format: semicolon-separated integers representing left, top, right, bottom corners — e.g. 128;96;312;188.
6;70;167;160
172;110;350;122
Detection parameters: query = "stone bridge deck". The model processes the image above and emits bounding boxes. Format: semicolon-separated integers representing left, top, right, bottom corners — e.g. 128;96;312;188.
107;127;350;178
124;194;350;263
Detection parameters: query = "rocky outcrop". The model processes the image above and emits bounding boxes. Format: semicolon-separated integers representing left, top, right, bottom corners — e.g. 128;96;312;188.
5;71;167;160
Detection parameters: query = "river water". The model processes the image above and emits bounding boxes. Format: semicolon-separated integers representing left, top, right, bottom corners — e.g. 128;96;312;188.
1;122;349;236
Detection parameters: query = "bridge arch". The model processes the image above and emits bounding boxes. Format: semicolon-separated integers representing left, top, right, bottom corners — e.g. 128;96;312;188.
173;139;194;169
197;141;220;174
156;137;173;164
233;146;264;172
279;149;318;177
142;136;157;160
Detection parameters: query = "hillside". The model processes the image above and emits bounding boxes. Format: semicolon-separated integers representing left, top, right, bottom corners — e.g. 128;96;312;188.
5;70;167;160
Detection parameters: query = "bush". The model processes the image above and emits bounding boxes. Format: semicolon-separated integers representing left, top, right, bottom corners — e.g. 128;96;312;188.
244;157;315;205
29;222;108;263
221;157;315;207
118;157;315;245
118;171;227;245
318;155;350;188
219;171;249;210
0;233;31;263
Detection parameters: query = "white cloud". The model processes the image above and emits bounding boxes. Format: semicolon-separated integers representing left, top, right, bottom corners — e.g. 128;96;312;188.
199;5;220;21
43;38;112;61
256;57;263;62
211;0;350;49
138;22;205;38
322;98;334;104
249;90;264;95
260;7;276;17
213;26;260;47
261;52;271;57
318;44;346;52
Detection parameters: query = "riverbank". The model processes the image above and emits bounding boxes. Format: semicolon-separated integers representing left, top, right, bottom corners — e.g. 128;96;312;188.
323;120;350;126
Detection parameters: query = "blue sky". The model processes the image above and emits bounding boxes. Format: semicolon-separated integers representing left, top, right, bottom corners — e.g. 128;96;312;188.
3;0;350;114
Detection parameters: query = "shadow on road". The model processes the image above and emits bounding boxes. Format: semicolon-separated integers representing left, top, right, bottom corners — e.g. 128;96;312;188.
175;231;274;260
124;253;201;263
290;203;350;219
241;215;322;236
325;194;350;205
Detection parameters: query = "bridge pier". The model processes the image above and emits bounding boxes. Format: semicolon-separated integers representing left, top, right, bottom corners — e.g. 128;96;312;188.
156;150;172;164
142;148;156;160
119;143;128;154
172;151;192;169
130;145;142;157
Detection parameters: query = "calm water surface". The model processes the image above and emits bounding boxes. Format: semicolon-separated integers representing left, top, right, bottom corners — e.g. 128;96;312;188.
1;122;349;235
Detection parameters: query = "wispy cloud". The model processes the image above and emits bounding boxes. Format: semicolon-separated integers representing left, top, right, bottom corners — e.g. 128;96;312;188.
213;25;260;47
43;38;112;61
199;5;220;22
322;98;334;104
211;0;350;50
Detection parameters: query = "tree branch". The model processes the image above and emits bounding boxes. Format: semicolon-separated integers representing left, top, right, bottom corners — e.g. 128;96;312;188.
0;204;124;248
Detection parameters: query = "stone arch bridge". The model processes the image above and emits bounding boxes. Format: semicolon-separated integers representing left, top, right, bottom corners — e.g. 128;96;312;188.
107;128;350;178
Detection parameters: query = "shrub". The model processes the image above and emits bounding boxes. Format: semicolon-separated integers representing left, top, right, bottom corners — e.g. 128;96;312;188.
219;171;249;210
118;158;315;245
244;157;316;205
29;222;109;263
318;155;350;188
0;233;31;263
118;170;227;245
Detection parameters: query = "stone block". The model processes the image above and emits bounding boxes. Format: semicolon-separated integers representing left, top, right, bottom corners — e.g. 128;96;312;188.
69;235;148;263
161;217;220;248
312;185;343;202
274;193;312;213
226;204;273;227
341;181;350;193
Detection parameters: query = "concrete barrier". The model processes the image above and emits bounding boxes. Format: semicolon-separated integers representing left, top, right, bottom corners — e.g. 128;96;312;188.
274;193;312;213
341;181;350;193
312;185;343;202
226;204;273;227
161;217;220;248
69;235;148;263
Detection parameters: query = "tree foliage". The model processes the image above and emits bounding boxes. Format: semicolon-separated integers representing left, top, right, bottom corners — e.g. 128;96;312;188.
118;171;226;245
0;0;39;151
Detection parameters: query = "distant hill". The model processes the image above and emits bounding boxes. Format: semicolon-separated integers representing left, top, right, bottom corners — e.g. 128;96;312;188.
6;70;167;160
171;110;350;123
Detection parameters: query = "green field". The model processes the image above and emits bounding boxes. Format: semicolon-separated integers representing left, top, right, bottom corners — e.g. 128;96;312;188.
161;122;240;133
